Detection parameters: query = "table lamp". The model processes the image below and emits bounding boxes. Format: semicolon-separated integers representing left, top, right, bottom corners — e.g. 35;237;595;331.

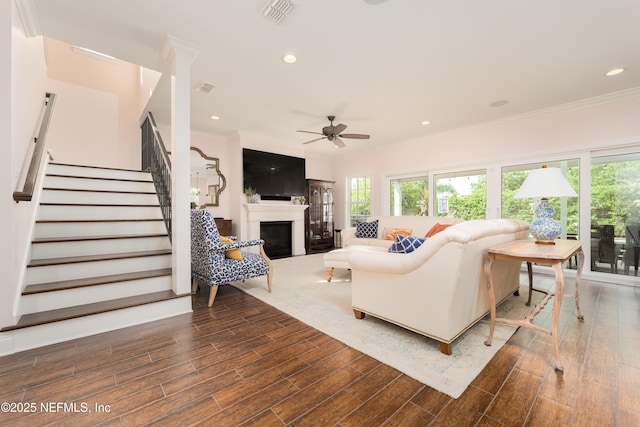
514;165;577;244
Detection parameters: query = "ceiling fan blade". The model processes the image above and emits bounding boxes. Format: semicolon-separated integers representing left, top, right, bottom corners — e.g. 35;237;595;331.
297;130;324;135
302;136;327;145
339;133;370;139
332;137;346;148
333;123;347;134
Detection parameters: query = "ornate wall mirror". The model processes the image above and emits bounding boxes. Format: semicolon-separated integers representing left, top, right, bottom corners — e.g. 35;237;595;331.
190;147;227;207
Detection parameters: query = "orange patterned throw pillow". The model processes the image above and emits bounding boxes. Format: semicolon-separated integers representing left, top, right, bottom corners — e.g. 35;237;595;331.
382;227;413;240
425;223;453;238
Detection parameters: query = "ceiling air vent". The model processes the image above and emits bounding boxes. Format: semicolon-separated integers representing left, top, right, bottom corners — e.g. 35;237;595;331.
195;82;215;94
262;0;294;24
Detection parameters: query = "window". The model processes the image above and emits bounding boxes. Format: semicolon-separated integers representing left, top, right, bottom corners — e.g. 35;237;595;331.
349;176;371;226
501;160;579;237
591;153;640;276
434;170;487;219
389;176;429;216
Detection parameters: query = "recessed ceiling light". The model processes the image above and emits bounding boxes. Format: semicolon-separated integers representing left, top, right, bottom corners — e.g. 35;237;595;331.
282;54;298;64
210;115;220;120
605;68;624;77
489;99;509;107
421;120;430;125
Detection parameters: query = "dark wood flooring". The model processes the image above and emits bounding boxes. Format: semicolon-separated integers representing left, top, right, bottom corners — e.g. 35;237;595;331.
0;275;639;426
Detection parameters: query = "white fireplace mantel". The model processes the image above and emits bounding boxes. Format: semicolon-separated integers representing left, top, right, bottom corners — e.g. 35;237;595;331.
243;203;308;256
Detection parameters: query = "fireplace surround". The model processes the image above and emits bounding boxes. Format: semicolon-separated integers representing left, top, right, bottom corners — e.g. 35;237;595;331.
243;203;308;256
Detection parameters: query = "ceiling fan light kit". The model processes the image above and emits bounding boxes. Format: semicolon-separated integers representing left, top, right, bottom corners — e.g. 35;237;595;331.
297;115;371;148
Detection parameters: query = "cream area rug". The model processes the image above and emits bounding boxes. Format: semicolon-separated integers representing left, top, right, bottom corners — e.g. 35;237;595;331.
236;253;544;398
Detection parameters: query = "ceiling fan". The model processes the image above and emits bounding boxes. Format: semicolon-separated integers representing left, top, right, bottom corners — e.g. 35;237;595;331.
297;116;370;148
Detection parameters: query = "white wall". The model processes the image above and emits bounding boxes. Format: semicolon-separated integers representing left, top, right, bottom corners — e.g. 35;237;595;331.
45;38;143;169
1;1;48;348
332;91;640;229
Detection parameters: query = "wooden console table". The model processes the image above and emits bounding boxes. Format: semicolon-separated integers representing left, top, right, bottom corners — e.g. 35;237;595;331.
484;239;585;374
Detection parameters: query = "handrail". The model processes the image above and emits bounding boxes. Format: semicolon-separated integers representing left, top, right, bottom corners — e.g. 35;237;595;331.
142;111;172;239
145;112;171;170
13;93;57;202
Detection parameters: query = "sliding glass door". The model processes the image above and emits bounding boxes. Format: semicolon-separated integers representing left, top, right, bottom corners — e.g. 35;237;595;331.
590;153;640;276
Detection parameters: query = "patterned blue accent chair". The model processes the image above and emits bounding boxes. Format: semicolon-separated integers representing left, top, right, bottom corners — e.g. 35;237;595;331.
191;209;273;306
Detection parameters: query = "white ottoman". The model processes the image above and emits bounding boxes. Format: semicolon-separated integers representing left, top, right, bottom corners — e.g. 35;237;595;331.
323;246;388;282
323;249;351;282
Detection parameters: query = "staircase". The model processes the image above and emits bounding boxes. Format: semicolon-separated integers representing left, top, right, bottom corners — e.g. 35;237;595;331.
2;162;191;352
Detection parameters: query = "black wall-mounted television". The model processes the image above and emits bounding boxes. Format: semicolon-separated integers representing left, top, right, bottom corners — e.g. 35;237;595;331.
243;148;306;201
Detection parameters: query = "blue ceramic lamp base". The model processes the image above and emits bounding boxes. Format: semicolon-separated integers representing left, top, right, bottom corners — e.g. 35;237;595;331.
530;199;561;244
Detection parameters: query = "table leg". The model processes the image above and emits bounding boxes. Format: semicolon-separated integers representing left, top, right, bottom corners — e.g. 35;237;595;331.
551;261;565;374
484;255;497;347
574;248;585;320
526;261;533;306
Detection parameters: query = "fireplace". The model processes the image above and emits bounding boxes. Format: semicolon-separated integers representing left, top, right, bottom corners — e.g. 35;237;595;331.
261;221;292;259
243;203;308;256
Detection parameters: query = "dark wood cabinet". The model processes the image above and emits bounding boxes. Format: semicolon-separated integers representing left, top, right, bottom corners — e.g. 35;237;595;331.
214;218;232;236
305;179;335;253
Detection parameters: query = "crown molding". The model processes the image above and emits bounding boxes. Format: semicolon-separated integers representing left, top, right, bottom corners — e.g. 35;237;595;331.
473;87;640;131
160;34;200;63
15;0;41;38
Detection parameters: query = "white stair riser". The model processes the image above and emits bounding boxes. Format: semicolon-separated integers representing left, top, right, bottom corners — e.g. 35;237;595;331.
34;221;168;238
31;236;171;260
38;205;163;221
44;176;156;193
11;297;192;353
26;255;172;285
47;164;153;181
40;189;159;205
21;276;173;314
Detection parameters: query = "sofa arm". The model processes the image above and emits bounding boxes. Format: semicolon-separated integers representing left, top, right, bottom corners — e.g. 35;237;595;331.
342;227;358;246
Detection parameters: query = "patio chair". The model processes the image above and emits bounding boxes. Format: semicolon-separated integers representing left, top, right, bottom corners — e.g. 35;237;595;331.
191;209;273;306
595;225;619;273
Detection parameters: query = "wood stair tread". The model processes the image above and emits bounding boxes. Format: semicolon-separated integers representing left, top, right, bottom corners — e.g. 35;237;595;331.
33;233;168;243
28;249;171;267
36;218;164;223
1;290;189;332
43;187;156;195
23;268;172;295
45;173;152;184
40;202;160;207
50;162;149;173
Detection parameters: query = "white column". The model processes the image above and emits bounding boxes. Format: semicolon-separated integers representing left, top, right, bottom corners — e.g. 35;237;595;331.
161;35;200;296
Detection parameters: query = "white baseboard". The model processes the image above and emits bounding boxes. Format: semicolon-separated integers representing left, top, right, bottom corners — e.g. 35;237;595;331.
0;333;15;356
7;297;192;355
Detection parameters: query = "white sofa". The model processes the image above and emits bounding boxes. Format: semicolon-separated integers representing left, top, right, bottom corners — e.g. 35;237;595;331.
342;215;464;248
348;218;530;355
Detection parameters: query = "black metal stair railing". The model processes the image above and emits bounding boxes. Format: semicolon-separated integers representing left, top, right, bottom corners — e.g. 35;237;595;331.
141;112;172;240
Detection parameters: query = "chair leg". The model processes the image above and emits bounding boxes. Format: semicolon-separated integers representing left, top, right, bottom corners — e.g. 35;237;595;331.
260;244;274;293
191;277;199;294
207;285;219;307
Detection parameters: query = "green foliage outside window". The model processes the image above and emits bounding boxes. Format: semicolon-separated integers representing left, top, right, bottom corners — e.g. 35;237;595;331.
390;179;429;216
350;176;371;225
440;176;487;220
591;160;640;236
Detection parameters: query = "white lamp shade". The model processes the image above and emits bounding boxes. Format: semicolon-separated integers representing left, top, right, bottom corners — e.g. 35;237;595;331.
514;167;577;199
